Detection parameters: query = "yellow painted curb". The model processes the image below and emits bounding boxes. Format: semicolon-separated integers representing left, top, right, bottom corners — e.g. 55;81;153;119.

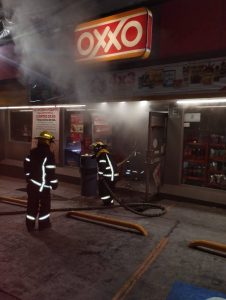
0;196;27;207
67;211;148;236
189;239;226;253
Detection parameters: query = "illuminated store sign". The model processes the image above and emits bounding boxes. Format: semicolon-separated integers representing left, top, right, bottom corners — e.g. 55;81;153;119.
75;7;152;62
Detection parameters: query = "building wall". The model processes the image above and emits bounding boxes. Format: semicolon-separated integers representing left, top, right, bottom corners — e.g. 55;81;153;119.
4;111;31;161
158;0;226;60
0;111;6;160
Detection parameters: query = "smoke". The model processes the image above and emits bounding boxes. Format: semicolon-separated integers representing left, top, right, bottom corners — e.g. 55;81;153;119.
0;0;101;96
0;0;150;102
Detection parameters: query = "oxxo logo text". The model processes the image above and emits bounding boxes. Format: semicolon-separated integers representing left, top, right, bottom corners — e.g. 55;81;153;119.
74;7;152;62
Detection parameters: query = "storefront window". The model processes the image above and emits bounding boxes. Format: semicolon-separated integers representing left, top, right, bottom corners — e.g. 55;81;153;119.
64;110;85;166
10;111;32;142
182;107;226;190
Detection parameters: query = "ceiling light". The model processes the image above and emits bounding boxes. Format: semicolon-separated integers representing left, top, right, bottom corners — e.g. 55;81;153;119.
177;98;226;105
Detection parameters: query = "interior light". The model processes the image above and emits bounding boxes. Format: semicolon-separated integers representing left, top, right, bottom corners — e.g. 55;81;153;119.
56;104;86;108
139;100;149;106
0;104;86;110
177;98;226;105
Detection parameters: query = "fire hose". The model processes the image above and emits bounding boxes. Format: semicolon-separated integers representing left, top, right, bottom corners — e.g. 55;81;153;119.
102;179;166;217
0;179;166;218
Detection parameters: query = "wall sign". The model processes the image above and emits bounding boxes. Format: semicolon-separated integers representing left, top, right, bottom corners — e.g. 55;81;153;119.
75;7;152;62
32;107;60;162
184;113;201;122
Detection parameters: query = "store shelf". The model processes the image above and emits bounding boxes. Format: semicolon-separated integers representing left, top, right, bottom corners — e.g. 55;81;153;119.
183;140;226;189
209;144;226;148
183;158;206;164
183;176;206;181
209;157;226;162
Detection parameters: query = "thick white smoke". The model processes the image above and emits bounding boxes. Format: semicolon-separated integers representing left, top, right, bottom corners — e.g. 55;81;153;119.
0;0;147;100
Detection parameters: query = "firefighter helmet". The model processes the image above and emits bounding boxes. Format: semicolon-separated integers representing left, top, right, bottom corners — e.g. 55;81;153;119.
35;131;55;142
91;141;107;153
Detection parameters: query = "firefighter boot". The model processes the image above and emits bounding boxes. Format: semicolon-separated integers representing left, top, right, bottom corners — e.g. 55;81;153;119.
26;218;35;232
39;219;52;231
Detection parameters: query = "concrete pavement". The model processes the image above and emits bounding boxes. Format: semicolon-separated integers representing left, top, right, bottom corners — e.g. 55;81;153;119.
0;175;226;300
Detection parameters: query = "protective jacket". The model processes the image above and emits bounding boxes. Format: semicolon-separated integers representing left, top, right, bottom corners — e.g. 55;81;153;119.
96;148;119;205
24;144;58;191
24;143;58;231
96;149;119;182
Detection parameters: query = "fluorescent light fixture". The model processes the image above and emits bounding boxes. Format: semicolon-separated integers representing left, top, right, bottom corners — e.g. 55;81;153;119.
177;98;226;105
56;104;86;108
197;105;226;108
19;109;33;112
0;104;86;110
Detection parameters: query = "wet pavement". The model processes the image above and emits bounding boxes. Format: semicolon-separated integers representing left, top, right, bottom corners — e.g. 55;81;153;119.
0;175;226;300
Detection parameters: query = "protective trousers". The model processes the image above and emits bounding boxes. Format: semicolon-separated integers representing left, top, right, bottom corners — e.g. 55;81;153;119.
26;183;51;231
98;179;115;205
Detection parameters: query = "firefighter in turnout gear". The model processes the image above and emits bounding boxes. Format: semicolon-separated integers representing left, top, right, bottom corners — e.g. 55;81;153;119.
24;131;58;231
91;141;119;206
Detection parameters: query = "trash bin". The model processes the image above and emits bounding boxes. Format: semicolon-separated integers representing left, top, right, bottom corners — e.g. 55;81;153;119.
80;155;97;197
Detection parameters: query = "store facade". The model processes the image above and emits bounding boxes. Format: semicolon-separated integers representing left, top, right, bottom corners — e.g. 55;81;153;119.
2;55;226;205
1;0;226;204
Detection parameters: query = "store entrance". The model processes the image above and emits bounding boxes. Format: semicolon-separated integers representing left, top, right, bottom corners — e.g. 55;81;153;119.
145;111;168;200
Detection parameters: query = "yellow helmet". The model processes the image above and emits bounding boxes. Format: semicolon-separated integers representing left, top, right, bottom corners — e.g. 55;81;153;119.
91;141;107;153
36;130;55;142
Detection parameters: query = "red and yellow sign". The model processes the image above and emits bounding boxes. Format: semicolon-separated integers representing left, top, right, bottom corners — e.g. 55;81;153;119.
75;7;152;62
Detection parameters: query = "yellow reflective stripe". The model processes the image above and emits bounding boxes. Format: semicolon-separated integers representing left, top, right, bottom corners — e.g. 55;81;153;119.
31;179;41;186
26;215;35;220
44;185;52;189
101;195;110;200
50;179;58;183
106;154;114;181
30;179;51;189
46;165;56;169
39;214;50;220
39;157;47;192
25;157;30;162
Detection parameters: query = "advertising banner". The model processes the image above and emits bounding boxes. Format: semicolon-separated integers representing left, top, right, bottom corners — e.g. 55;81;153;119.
76;56;226;101
92;113;112;141
32;107;60;162
70;113;84;142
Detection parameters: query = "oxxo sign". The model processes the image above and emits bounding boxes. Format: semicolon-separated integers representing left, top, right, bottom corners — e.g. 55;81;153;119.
74;7;152;62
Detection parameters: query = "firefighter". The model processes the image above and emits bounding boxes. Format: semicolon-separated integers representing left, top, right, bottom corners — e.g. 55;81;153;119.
24;130;58;232
91;141;119;206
